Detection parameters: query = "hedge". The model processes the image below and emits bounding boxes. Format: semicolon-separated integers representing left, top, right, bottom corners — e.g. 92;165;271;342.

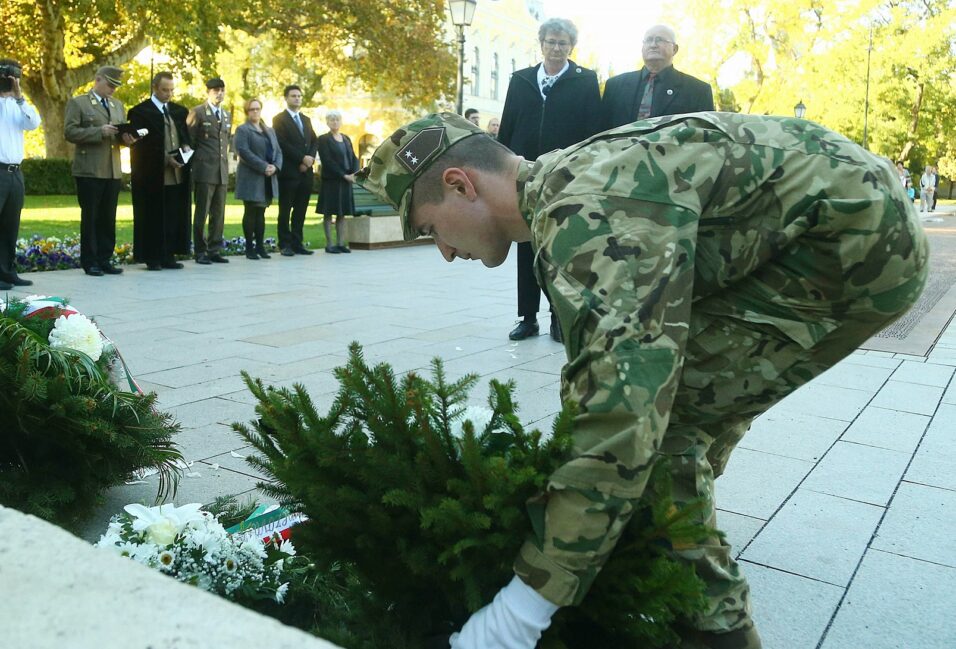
21;158;76;195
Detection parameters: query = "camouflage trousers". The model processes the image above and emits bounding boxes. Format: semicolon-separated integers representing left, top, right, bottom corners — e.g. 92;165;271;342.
659;266;928;648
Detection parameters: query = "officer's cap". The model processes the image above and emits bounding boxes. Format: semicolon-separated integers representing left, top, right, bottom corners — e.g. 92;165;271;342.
95;66;124;87
205;77;225;90
355;112;483;241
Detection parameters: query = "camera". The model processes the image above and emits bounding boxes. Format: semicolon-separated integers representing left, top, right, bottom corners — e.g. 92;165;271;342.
0;64;21;79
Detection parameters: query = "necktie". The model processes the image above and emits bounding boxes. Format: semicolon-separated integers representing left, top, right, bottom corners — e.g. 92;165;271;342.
214;108;221;122
541;75;558;98
162;104;170;121
293;112;303;134
637;73;656;119
100;97;109;115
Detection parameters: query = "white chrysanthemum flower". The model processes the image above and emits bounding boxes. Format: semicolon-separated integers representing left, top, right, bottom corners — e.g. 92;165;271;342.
158;550;176;571
275;582;289;604
450;405;496;438
278;537;296;557
123;503;205;547
47;313;104;361
223;556;239;574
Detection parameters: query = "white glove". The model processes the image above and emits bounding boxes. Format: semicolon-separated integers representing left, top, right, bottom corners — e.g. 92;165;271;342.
449;575;560;649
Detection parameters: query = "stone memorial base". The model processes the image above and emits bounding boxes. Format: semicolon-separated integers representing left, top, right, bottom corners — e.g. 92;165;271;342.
345;215;433;250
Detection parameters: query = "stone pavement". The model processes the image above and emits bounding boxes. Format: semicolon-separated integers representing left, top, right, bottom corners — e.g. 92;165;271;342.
11;225;956;649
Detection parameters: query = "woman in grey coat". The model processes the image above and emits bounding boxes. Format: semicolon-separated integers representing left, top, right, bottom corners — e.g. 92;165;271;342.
234;98;282;259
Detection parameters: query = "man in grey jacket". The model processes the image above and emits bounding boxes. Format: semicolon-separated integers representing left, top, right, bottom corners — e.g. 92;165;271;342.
187;77;231;264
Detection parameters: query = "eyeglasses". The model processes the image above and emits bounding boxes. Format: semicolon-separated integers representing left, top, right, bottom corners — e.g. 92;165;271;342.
542;39;572;50
643;36;675;46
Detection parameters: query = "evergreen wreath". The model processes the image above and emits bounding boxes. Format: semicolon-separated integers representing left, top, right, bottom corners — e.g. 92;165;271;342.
235;342;711;648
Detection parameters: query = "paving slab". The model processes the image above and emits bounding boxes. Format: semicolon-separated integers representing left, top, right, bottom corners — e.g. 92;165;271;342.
739;410;847;462
890;359;955;387
840;406;930;454
774;382;873;422
869;380;944;416
717;448;814;520
872;481;956;568
904;403;956;491
715;510;765;555
801;441;911;506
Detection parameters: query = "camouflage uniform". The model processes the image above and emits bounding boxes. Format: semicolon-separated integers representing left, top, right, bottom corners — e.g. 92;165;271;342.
357;113;928;648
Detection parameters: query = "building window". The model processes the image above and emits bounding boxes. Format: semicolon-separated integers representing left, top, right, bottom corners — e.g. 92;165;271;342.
471;47;480;96
492;53;500;100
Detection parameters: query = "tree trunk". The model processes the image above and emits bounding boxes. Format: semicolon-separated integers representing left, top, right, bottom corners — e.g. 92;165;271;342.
898;80;924;163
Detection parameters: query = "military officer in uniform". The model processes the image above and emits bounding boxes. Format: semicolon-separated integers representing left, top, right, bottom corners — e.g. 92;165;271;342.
188;77;231;264
356;113;928;649
64;65;136;276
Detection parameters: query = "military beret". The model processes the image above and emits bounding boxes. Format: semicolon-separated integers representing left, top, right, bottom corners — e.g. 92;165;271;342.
95;66;124;86
205;77;225;89
355;112;483;241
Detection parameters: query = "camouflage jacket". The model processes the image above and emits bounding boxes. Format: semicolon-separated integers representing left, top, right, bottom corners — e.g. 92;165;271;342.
512;112;928;606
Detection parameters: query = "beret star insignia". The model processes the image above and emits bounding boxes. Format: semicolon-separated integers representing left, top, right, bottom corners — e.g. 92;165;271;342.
394;127;444;173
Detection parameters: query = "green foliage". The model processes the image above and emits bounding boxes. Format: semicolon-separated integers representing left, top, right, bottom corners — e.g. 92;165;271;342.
234;343;709;648
0;313;183;529
21;158;76;195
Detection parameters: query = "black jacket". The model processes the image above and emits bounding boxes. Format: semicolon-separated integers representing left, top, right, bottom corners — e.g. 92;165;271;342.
317;132;359;181
272;110;318;178
601;66;714;131
497;61;602;161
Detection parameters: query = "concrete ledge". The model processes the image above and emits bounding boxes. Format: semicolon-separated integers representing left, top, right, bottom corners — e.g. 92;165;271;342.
346;214;432;249
1;505;341;649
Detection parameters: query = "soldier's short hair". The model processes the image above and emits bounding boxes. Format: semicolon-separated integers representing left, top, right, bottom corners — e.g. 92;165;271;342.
411;135;512;209
538;18;578;47
151;71;174;88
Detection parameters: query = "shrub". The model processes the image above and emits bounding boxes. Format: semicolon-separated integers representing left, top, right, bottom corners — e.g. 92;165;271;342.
21;158;76;195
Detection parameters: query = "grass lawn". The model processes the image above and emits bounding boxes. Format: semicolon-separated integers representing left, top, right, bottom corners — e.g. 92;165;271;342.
22;193;330;249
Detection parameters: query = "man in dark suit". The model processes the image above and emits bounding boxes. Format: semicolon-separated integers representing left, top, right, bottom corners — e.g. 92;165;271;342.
64;65;136;276
128;71;192;271
602;24;714;131
272;85;318;256
497;17;602;342
187;77;231;264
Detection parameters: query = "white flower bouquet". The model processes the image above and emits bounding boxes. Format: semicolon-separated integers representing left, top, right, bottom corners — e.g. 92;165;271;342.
96;503;297;604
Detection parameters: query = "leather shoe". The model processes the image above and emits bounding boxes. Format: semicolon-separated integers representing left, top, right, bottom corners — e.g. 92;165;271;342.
509;320;539;341
550;316;563;343
84;266;105;277
195;254;212;265
7;276;32;287
209;254;229;263
0;280;12;290
146;263;163;271
246;251;260;260
337;245;352;253
325;245;340;254
255;248;271;259
161;261;184;269
280;248;295;257
294;246;314;255
101;264;123;275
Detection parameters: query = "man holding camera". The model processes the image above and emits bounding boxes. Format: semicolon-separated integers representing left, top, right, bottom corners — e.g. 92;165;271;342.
0;58;39;290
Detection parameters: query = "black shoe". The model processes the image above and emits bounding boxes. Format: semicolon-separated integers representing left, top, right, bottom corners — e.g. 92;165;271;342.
294;247;314;255
195;254;212;265
101;264;123;275
337;245;351;253
161;260;184;269
146;263;163;271
281;248;295;257
84;266;105;277
0;280;12;290
255;248;271;259
246;251;259;260
208;254;229;263
325;245;340;254
4;275;33;286
550;316;563;343
509;320;539;341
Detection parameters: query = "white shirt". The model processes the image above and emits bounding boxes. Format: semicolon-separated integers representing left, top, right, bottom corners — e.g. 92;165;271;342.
536;61;569;100
151;95;168;114
0;96;40;164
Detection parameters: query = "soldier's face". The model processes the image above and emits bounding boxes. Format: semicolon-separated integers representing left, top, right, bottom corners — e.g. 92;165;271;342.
93;77;117;97
207;87;225;106
412;185;512;268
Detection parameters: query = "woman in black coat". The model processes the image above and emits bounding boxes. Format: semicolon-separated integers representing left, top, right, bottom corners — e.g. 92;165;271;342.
316;110;359;254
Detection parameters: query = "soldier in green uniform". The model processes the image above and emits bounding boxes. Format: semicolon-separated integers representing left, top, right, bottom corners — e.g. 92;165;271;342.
356;113;928;649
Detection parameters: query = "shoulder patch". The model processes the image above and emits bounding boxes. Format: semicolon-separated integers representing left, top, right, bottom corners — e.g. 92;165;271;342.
395;127;445;173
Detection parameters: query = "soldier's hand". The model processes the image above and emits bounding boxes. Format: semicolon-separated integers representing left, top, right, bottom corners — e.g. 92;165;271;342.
102;124;119;137
450;576;558;649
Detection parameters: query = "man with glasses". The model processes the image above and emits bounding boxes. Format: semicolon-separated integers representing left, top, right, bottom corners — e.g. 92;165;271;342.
497;17;601;344
602;24;714;130
65;66;137;276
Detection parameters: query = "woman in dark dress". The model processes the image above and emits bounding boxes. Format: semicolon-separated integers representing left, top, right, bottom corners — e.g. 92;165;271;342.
316;110;359;254
234;98;282;259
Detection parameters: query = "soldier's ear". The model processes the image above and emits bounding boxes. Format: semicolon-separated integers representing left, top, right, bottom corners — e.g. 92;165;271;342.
442;167;476;200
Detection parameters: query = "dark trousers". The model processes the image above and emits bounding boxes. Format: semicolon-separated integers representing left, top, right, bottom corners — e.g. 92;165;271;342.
193;182;227;256
0;168;24;279
277;171;312;250
76;176;121;270
151;184;187;265
242;202;266;250
517;241;553;319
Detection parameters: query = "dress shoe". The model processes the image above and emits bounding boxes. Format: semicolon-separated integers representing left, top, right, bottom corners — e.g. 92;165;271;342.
7;276;33;287
146;263;163;271
209;254;229;263
195;253;212;265
509;320;539;341
102;264;123;275
246;251;260;260
0;280;13;290
255;248;271;259
325;245;340;254
161;261;184;270
294;246;314;255
336;245;352;253
550;315;563;343
84;266;105;277
280;248;295;257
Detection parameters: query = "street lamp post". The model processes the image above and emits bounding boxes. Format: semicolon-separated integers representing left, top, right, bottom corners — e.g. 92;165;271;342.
794;100;807;119
862;26;873;150
447;0;478;116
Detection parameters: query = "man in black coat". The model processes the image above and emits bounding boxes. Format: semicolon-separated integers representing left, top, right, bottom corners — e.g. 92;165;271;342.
128;71;192;271
602;24;714;131
273;85;318;256
497;17;602;342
